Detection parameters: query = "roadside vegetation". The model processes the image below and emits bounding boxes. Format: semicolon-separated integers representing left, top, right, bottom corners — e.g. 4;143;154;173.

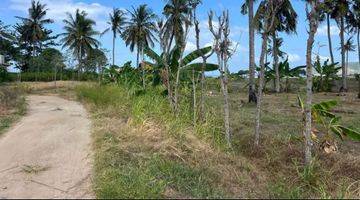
0;0;360;199
75;81;360;198
0;85;27;135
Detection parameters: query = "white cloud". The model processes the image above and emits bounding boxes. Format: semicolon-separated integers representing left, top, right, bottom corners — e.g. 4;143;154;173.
317;25;339;36
287;53;301;63
9;0;112;31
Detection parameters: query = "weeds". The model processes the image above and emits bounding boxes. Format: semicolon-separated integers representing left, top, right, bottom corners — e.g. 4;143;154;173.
0;85;27;135
75;83;360;199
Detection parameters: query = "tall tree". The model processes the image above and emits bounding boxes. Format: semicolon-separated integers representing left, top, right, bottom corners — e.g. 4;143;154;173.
253;0;283;146
304;0;321;165
0;20;14;41
241;0;257;103
101;8;126;66
329;0;351;92
270;0;297;93
344;37;356;77
191;0;202;124
16;0;53;81
60;9;100;79
209;10;234;147
84;48;108;83
163;0;194;111
163;0;192;48
349;0;360;70
193;0;213;121
324;0;335;64
123;4;157;88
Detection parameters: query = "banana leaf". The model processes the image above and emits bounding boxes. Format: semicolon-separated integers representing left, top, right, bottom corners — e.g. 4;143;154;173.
182;46;212;66
331;125;360;141
144;47;162;64
182;63;219;72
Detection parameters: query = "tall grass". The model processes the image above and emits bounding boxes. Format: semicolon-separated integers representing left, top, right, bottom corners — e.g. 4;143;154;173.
76;84;226;198
75;82;360;198
0;85;27;134
76;84;224;144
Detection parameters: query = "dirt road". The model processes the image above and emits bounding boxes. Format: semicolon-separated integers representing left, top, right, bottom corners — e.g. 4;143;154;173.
0;95;93;199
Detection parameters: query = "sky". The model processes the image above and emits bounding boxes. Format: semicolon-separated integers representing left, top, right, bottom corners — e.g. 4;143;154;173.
0;0;359;74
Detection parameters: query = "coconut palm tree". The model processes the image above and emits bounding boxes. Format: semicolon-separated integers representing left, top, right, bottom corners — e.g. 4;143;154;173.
16;0;53;81
323;0;336;64
253;0;286;145
101;8;126;66
269;0;298;93
163;0;192;48
60;9;100;79
328;0;351;92
241;0;257;102
348;0;360;68
0;20;14;41
122;4;157;88
344;37;356;77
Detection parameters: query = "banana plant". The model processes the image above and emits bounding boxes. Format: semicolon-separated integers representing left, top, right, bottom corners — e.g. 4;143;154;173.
278;58;305;92
144;46;218;85
145;46;217;72
257;59;305;92
297;95;360;143
313;56;341;92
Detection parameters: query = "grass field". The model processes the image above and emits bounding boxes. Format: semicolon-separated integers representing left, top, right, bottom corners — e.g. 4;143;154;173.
73;79;360;199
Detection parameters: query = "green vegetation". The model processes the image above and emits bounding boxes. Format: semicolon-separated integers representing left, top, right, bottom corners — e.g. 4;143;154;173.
74;81;360;199
0;85;27;135
0;0;360;199
76;84;227;198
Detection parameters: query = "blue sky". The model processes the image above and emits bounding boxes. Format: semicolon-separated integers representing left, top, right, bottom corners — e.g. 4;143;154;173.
0;0;358;73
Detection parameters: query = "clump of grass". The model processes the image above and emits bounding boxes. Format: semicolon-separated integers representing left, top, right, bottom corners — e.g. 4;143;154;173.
21;164;50;174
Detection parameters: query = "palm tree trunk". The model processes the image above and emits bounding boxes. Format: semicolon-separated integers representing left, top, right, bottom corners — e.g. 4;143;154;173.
192;68;197;126
174;64;181;112
77;53;81;81
304;4;318;165
60;66;63;81
218;53;231;147
273;33;280;93
174;30;189;113
112;34;116;66
327;14;335;64
357;29;360;70
194;12;206;121
358;78;360;99
340;17;347;91
136;48;140;68
248;0;256;103
141;48;145;89
346;50;349;82
255;32;268;146
200;62;206;120
98;66;101;84
33;44;37;82
54;65;57;88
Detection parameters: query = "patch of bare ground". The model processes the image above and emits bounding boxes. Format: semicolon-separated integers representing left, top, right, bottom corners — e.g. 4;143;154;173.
0;95;93;199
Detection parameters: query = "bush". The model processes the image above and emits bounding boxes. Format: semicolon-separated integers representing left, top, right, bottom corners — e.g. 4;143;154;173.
6;71;98;82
